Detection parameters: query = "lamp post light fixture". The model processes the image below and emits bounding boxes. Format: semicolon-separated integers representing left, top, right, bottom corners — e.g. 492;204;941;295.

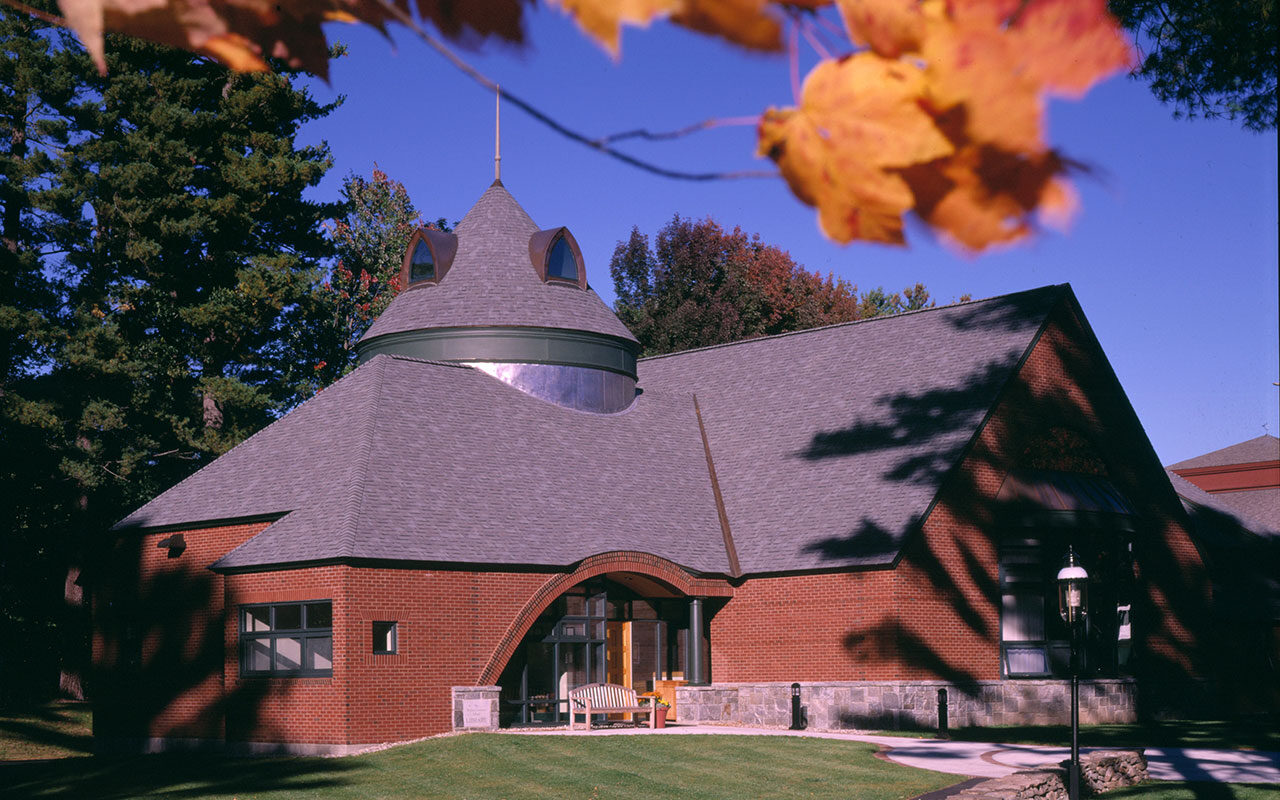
1057;546;1089;800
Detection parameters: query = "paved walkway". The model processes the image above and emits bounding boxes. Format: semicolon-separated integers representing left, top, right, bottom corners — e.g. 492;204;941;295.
504;724;1280;784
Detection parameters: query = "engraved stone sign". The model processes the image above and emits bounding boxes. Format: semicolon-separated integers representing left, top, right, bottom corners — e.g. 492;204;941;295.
462;698;491;728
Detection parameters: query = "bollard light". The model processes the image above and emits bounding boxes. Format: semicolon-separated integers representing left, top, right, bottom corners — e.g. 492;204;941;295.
790;683;805;730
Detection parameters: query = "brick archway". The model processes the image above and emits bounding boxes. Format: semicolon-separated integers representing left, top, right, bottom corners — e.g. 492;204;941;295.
477;551;733;686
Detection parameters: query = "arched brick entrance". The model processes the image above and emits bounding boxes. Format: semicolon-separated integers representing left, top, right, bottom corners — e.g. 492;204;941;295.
478;552;732;724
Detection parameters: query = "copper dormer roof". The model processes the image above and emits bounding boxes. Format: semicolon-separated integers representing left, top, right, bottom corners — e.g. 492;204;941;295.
359;181;637;347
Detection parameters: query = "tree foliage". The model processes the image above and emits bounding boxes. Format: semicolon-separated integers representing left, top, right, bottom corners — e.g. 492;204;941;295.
1109;0;1277;131
307;168;451;391
611;216;940;356
0;3;339;700
14;0;1137;252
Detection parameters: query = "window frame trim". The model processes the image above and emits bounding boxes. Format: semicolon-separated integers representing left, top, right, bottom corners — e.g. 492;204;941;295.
238;600;334;678
528;227;588;289
400;227;458;287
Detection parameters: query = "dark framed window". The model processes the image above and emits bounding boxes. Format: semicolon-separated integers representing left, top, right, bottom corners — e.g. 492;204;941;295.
240;601;333;676
527;227;587;288
1000;540;1056;677
999;533;1133;678
399;228;458;286
373;621;398;654
546;235;578;281
408;239;435;282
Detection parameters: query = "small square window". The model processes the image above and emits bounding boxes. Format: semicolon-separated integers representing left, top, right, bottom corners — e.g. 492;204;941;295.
373;621;398;655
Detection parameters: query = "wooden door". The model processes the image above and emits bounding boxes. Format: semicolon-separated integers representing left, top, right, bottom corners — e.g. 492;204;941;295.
605;621;631;719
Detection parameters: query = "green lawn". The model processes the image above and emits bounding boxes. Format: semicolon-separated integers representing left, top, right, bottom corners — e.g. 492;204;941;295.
1103;781;1279;800
0;703;93;761
1;732;958;800
926;720;1280;752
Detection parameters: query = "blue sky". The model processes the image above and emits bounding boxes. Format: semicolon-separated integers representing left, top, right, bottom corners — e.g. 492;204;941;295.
300;9;1278;467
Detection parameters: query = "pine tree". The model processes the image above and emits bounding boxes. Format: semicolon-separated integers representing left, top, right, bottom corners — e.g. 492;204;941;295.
0;2;97;703
0;14;341;700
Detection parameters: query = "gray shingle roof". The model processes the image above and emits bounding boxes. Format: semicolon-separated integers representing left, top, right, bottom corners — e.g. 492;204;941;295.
1166;470;1279;539
117;284;1069;578
636;285;1065;573
119;354;728;574
361;182;636;344
1167;434;1280;470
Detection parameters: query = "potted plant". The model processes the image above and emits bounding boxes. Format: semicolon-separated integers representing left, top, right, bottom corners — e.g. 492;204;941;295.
643;694;670;728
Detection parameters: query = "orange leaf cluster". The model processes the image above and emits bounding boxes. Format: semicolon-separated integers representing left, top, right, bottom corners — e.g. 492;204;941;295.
552;0;783;55
52;0;529;77
759;0;1133;250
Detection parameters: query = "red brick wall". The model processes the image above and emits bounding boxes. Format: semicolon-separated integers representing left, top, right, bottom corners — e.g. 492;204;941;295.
93;521;268;742
1003;300;1208;682
342;567;549;743
99;537;739;745
222;566;348;744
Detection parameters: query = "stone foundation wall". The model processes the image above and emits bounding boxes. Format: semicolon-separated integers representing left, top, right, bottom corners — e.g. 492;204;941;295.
956;750;1148;799
677;679;1136;730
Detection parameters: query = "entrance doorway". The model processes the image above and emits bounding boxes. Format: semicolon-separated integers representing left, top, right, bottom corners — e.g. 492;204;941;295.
497;577;705;726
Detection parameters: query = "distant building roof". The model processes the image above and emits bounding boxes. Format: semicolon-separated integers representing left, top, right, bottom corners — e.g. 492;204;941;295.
1167;434;1280;470
1166;470;1279;540
360;181;636;345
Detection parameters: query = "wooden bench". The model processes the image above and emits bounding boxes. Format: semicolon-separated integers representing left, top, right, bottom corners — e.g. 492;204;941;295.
566;683;659;731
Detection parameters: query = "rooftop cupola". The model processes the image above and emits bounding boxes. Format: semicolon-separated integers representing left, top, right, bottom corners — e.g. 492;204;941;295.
356;181;640;413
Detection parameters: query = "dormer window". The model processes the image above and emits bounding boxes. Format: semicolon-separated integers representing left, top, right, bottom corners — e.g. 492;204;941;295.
547;235;578;281
529;227;588;288
400;228;458;287
409;239;435;282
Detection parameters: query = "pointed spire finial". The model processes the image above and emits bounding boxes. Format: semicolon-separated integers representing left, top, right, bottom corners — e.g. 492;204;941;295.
494;84;501;182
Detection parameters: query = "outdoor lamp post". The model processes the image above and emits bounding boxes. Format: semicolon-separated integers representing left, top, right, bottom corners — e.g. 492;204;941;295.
1057;546;1089;800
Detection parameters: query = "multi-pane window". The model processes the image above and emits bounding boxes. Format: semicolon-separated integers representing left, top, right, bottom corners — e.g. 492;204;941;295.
1000;541;1053;676
240;601;333;676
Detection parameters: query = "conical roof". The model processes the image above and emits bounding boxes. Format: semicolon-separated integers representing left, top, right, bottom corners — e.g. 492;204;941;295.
359;181;636;346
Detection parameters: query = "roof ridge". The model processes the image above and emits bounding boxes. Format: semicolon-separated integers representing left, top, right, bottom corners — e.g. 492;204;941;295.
1167;433;1280;469
637;284;1068;363
335;355;389;559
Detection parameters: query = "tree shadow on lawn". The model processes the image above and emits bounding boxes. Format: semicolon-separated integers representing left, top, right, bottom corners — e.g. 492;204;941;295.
1103;782;1274;800
0;753;361;800
0;704;93;759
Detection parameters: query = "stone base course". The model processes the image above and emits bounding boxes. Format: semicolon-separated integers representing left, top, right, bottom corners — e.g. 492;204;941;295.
678;680;1137;731
955;750;1148;799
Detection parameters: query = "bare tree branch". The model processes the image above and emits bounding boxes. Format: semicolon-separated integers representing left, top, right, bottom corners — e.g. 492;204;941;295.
369;0;778;182
592;116;761;146
1;0;64;27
